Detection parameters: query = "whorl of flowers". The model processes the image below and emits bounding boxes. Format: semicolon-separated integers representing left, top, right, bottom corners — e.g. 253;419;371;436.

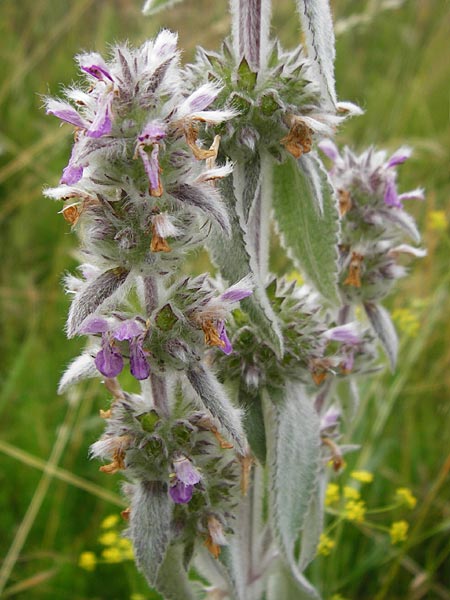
44;31;235;285
187;39;361;163
91;395;241;559
214;277;376;392
45;4;426;598
319;141;426;304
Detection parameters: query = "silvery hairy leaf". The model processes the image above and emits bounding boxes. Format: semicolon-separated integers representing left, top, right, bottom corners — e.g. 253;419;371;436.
239;384;266;464
58;352;98;394
195;547;236;599
208;176;284;357
272;153;340;304
295;0;337;108
186;363;247;455
142;0;185;16
233;152;272;281
267;562;321;600
66;267;130;338
298;475;326;571
129;480;173;586
169;183;231;237
364;302;398;370
263;382;322;599
156;544;199;600
225;464;266;600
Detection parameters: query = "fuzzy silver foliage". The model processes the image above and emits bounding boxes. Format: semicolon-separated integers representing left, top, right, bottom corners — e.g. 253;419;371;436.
46;3;424;599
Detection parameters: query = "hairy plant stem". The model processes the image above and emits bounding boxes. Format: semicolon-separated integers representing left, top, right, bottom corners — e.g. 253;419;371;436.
143;275;169;418
314;304;351;414
230;4;273;599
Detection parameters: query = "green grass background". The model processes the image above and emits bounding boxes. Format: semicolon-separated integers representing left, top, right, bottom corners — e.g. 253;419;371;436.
0;0;449;598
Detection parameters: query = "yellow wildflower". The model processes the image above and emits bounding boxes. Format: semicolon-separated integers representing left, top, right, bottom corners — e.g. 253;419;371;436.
101;514;120;529
389;520;409;544
78;551;97;571
130;595;146;600
331;595;349;600
325;483;340;506
343;486;360;500
396;487;417;509
101;547;123;564
344;499;366;523
350;470;373;483
118;538;134;560
317;533;335;556
99;531;119;546
286;270;304;286
392;308;420;337
427;210;447;232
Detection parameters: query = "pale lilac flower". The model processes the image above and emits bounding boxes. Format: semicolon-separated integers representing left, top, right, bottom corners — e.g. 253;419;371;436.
173;456;201;485
169;456;201;504
317;139;340;162
114;320;143;341
45;99;86;129
129;339;150;380
169;481;194;504
323;323;361;345
320;406;340;433
95;336;124;378
138;121;167;144
217;321;233;355
221;284;253;303
86;91;113;138
60;146;84;185
136;122;167;195
79;317;150;380
114;320;150;381
386;147;412;168
77;52;114;82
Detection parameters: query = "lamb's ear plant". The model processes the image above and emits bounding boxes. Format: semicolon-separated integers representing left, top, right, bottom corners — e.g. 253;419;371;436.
44;1;425;598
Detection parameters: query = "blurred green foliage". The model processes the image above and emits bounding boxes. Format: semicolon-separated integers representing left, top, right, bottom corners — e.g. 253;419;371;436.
0;0;449;598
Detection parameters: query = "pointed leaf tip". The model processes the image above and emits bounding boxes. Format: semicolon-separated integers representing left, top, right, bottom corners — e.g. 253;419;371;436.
272;154;340;304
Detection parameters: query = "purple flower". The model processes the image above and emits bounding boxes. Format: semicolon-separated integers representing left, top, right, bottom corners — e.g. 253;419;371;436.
77;52;113;82
384;179;402;208
138;145;162;196
176;83;221;118
137;122;166;196
387;147;411;168
113;320;150;381
220;276;253;303
320;406;340;432
217;321;233;355
324;323;361;345
87;92;113;138
114;320;143;340
60;145;84;185
61;162;83;186
95;335;124;378
169;456;201;504
173;456;201;485
79;317;150;380
46;99;86;129
138;121;166;144
341;349;355;373
318;139;340;162
221;288;253;303
129;339;150;380
79;316;110;334
169;481;194;504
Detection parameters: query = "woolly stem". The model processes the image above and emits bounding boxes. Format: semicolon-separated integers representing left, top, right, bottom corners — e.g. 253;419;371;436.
143;276;169;418
314;304;352;413
231;0;271;71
